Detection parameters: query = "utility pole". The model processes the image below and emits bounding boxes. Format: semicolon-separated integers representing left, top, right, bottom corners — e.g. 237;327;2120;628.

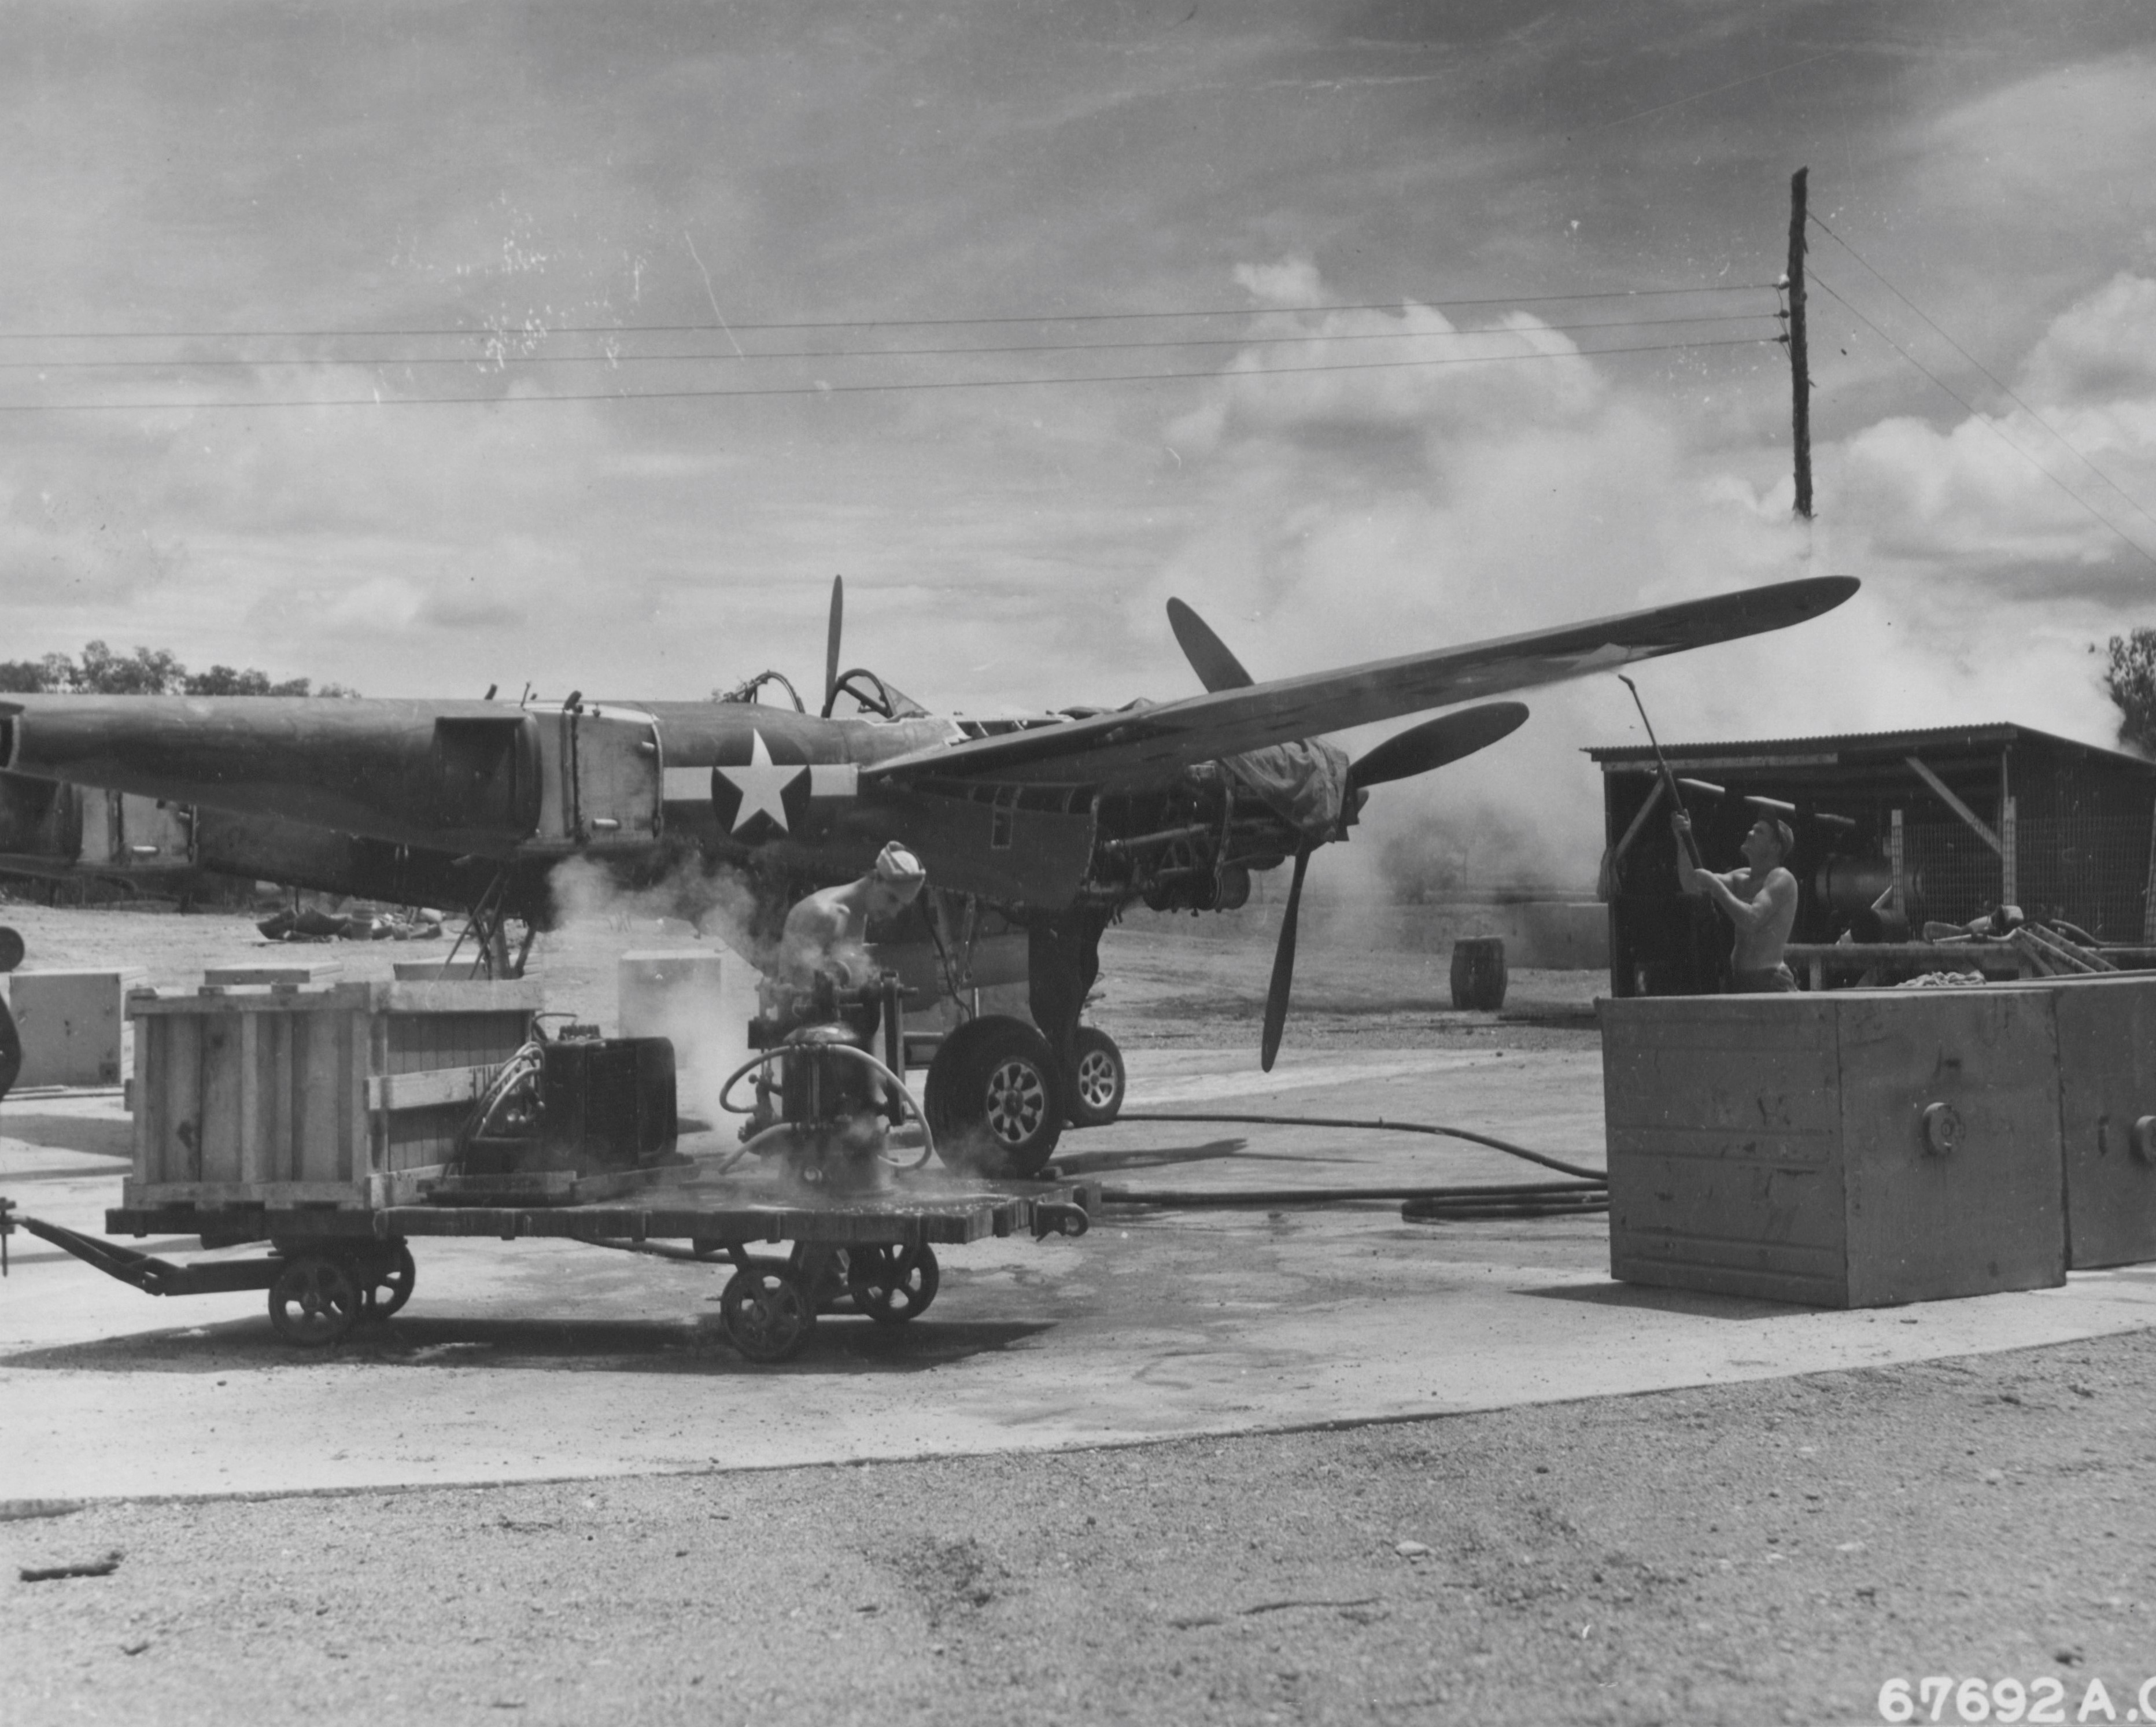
1785;166;1812;519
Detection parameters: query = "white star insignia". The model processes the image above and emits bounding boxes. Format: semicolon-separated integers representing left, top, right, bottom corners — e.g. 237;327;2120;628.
717;730;805;833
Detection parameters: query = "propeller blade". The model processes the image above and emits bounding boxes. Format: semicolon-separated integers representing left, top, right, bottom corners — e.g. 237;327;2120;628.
1348;702;1529;792
1261;842;1312;1072
1166;597;1255;692
825;575;845;713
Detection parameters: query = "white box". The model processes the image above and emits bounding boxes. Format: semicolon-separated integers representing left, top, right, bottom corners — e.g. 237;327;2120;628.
618;950;728;1069
3;968;148;1087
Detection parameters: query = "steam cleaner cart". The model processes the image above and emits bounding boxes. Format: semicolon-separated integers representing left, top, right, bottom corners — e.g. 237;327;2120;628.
1;977;1094;1365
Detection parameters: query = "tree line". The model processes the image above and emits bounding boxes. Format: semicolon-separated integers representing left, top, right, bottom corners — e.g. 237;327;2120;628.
2105;630;2156;757
0;641;355;698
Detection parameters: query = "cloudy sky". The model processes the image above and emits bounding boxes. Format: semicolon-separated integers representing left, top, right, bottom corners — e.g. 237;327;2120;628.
5;1;2154;882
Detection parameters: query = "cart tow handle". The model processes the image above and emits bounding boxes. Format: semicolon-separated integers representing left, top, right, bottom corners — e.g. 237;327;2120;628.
0;1201;279;1297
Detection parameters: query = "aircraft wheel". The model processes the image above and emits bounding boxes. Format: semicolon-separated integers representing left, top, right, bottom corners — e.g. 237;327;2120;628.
847;1243;940;1326
267;1254;360;1347
359;1241;416;1318
922;1019;991;1139
721;1262;815;1364
1066;1025;1125;1128
0;925;23;973
928;1016;1063;1178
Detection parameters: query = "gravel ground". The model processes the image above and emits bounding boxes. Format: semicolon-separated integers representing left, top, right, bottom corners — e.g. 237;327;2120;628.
6;1329;2154;1726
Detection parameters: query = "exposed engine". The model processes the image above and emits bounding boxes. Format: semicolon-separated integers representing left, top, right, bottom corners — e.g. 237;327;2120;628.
1087;739;1357;914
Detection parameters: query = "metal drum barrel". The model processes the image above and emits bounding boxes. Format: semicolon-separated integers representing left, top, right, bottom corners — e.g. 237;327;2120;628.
1449;936;1508;1010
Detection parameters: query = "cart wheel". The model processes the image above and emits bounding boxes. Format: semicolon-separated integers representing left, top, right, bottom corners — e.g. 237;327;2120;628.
787;1243;849;1313
847;1243;940;1326
360;1242;416;1318
267;1255;360;1347
721;1264;815;1364
928;1016;1063;1178
1066;1025;1125;1128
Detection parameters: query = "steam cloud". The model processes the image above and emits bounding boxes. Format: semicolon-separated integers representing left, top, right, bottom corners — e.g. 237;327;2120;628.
545;854;769;1133
1133;260;2156;898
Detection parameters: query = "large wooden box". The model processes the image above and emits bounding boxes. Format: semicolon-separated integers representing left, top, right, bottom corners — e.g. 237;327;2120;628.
3;968;147;1087
2031;975;2156;1270
127;980;542;1211
1601;988;2068;1307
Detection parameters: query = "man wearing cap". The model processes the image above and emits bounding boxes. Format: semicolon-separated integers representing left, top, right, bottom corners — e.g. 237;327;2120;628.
1672;812;1800;992
775;842;928;991
747;845;929;1130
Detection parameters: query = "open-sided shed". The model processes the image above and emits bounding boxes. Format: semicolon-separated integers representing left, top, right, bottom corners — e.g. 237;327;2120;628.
1588;723;2156;996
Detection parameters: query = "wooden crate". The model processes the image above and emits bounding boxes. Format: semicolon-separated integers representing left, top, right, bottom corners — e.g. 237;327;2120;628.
127;980;542;1211
1601;987;2068;1307
2022;974;2156;1270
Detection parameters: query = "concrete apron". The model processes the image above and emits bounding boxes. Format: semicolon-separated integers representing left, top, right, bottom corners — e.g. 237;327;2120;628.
4;1046;2154;1504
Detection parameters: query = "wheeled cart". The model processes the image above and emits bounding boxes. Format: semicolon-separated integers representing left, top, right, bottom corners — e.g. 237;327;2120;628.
3;1171;1095;1365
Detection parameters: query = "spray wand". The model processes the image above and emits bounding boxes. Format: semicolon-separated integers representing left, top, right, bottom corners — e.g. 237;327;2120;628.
1617;674;1704;877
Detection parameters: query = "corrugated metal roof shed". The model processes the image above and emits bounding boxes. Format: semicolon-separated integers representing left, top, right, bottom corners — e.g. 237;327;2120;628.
1590;720;2156;994
1588;722;2154;773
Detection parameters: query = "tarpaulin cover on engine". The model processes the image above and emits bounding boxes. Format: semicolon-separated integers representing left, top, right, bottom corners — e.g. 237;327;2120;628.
1222;739;1353;840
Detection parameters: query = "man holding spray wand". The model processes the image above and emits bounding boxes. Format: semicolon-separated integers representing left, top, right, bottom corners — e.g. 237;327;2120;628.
1619;674;1800;994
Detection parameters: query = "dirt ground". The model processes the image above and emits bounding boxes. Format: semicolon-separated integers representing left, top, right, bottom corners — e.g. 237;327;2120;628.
3;899;2153;1725
6;1332;2153;1727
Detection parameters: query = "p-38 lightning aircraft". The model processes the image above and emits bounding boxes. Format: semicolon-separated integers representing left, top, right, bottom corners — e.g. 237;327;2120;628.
0;573;1855;1167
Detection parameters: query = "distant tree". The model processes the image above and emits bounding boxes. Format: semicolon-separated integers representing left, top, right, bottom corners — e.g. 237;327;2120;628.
75;640;187;695
2105;629;2156;756
0;656;67;692
0;642;355;697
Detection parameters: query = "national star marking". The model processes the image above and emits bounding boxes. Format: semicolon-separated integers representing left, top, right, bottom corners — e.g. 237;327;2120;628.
717;730;805;833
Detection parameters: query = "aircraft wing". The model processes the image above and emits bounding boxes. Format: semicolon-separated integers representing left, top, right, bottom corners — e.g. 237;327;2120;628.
862;575;1858;789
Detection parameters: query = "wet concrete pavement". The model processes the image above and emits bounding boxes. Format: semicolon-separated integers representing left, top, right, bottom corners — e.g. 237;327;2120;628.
6;1043;2156;1504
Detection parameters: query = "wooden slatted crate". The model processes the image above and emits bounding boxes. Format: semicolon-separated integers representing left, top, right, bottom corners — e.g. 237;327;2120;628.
126;980;542;1211
1601;987;2069;1307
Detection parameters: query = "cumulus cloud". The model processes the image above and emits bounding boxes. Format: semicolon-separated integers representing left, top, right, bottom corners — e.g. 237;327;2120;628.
1132;258;2156;893
1828;272;2156;590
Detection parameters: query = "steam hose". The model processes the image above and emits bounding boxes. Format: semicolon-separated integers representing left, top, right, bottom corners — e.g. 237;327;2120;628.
1097;1109;1608;1222
712;1043;936;1174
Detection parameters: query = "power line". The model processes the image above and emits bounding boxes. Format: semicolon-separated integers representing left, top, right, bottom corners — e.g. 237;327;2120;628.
0;334;1779;414
1809;213;2156;541
0;283;1781;345
1810;271;2156;569
0;311;1781;374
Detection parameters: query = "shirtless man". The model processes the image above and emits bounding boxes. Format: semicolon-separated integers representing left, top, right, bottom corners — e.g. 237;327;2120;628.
749;843;929;1129
1673;812;1800;992
773;841;928;991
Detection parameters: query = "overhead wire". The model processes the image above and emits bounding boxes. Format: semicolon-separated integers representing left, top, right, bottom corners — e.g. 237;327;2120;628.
0;334;1782;414
0;310;1782;373
1808;214;2156;542
0;282;1780;345
1808;270;2156;570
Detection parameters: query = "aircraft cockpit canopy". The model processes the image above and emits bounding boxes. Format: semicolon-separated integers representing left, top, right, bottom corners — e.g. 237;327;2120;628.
822;669;931;721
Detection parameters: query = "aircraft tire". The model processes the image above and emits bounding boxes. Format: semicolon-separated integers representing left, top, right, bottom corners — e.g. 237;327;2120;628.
1065;1025;1125;1128
926;1014;1063;1178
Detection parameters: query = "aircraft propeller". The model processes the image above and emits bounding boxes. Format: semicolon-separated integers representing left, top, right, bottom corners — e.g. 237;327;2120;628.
1166;597;1255;692
824;574;845;715
1259;700;1530;1069
1162;599;1534;1069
